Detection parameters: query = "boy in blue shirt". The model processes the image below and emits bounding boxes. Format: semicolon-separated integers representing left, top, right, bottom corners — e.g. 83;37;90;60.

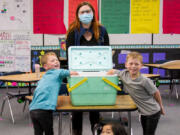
29;52;78;135
107;52;165;135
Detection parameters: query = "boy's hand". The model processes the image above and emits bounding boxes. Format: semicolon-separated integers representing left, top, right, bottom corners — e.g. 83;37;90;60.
160;106;165;115
107;69;115;75
70;71;79;76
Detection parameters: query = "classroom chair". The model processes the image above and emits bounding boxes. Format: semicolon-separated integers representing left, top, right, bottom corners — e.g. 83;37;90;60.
0;71;29;124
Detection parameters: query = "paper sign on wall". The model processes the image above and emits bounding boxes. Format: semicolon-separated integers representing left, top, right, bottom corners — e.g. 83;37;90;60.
0;0;31;30
0;32;31;72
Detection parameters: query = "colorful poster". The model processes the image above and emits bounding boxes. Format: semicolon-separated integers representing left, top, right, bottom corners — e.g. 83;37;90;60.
59;38;67;59
68;0;98;26
31;46;60;71
0;0;31;30
101;0;130;34
33;0;66;34
0;32;31;72
163;0;180;34
131;0;160;33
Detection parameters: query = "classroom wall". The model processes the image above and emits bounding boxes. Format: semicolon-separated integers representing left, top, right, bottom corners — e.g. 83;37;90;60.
1;0;180;46
42;0;180;46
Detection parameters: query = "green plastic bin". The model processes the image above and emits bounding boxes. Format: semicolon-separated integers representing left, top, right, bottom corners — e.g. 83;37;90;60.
68;46;120;106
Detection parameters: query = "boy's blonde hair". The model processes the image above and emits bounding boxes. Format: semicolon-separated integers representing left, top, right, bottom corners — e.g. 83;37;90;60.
40;52;57;66
126;52;143;63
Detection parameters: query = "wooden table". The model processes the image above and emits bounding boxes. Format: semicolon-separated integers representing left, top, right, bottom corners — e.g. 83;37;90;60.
144;63;180;80
0;72;158;97
26;95;137;135
145;62;180;99
142;73;160;78
144;63;180;70
0;72;45;94
0;72;45;123
144;64;161;68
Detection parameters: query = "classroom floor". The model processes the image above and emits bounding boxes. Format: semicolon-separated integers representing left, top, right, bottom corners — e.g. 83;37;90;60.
0;84;180;135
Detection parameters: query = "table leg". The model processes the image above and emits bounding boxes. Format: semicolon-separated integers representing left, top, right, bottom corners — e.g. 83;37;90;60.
127;112;131;135
28;82;32;95
7;97;15;124
58;112;62;135
70;112;72;135
149;66;153;74
169;71;174;101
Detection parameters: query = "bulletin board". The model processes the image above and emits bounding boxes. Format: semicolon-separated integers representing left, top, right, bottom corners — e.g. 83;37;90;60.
31;46;60;72
112;45;180;77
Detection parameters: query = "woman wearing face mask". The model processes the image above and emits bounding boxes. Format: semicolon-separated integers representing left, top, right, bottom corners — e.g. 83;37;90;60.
66;1;109;135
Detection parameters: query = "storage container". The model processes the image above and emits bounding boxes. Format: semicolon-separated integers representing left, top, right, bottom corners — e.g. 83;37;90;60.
68;46;120;106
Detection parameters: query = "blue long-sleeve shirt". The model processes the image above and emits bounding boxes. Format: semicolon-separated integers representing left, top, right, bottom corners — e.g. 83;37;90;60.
29;69;70;111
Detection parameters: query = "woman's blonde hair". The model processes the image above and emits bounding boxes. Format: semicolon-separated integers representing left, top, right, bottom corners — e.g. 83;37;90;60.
66;1;101;41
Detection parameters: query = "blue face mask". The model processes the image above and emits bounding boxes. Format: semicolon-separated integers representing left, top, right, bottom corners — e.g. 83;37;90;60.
79;13;93;24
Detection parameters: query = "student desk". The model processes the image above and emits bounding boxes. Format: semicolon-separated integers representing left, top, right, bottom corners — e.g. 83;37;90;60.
144;63;180;70
0;72;158;94
144;63;180;98
0;72;45;123
0;72;45;95
26;95;137;135
142;73;160;79
144;64;161;69
144;63;180;79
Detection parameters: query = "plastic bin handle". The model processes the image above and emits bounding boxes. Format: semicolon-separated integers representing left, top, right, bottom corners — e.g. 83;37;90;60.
102;77;121;91
67;78;88;92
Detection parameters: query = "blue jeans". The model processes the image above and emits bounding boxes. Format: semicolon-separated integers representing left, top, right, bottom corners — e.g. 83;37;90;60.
141;111;161;135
